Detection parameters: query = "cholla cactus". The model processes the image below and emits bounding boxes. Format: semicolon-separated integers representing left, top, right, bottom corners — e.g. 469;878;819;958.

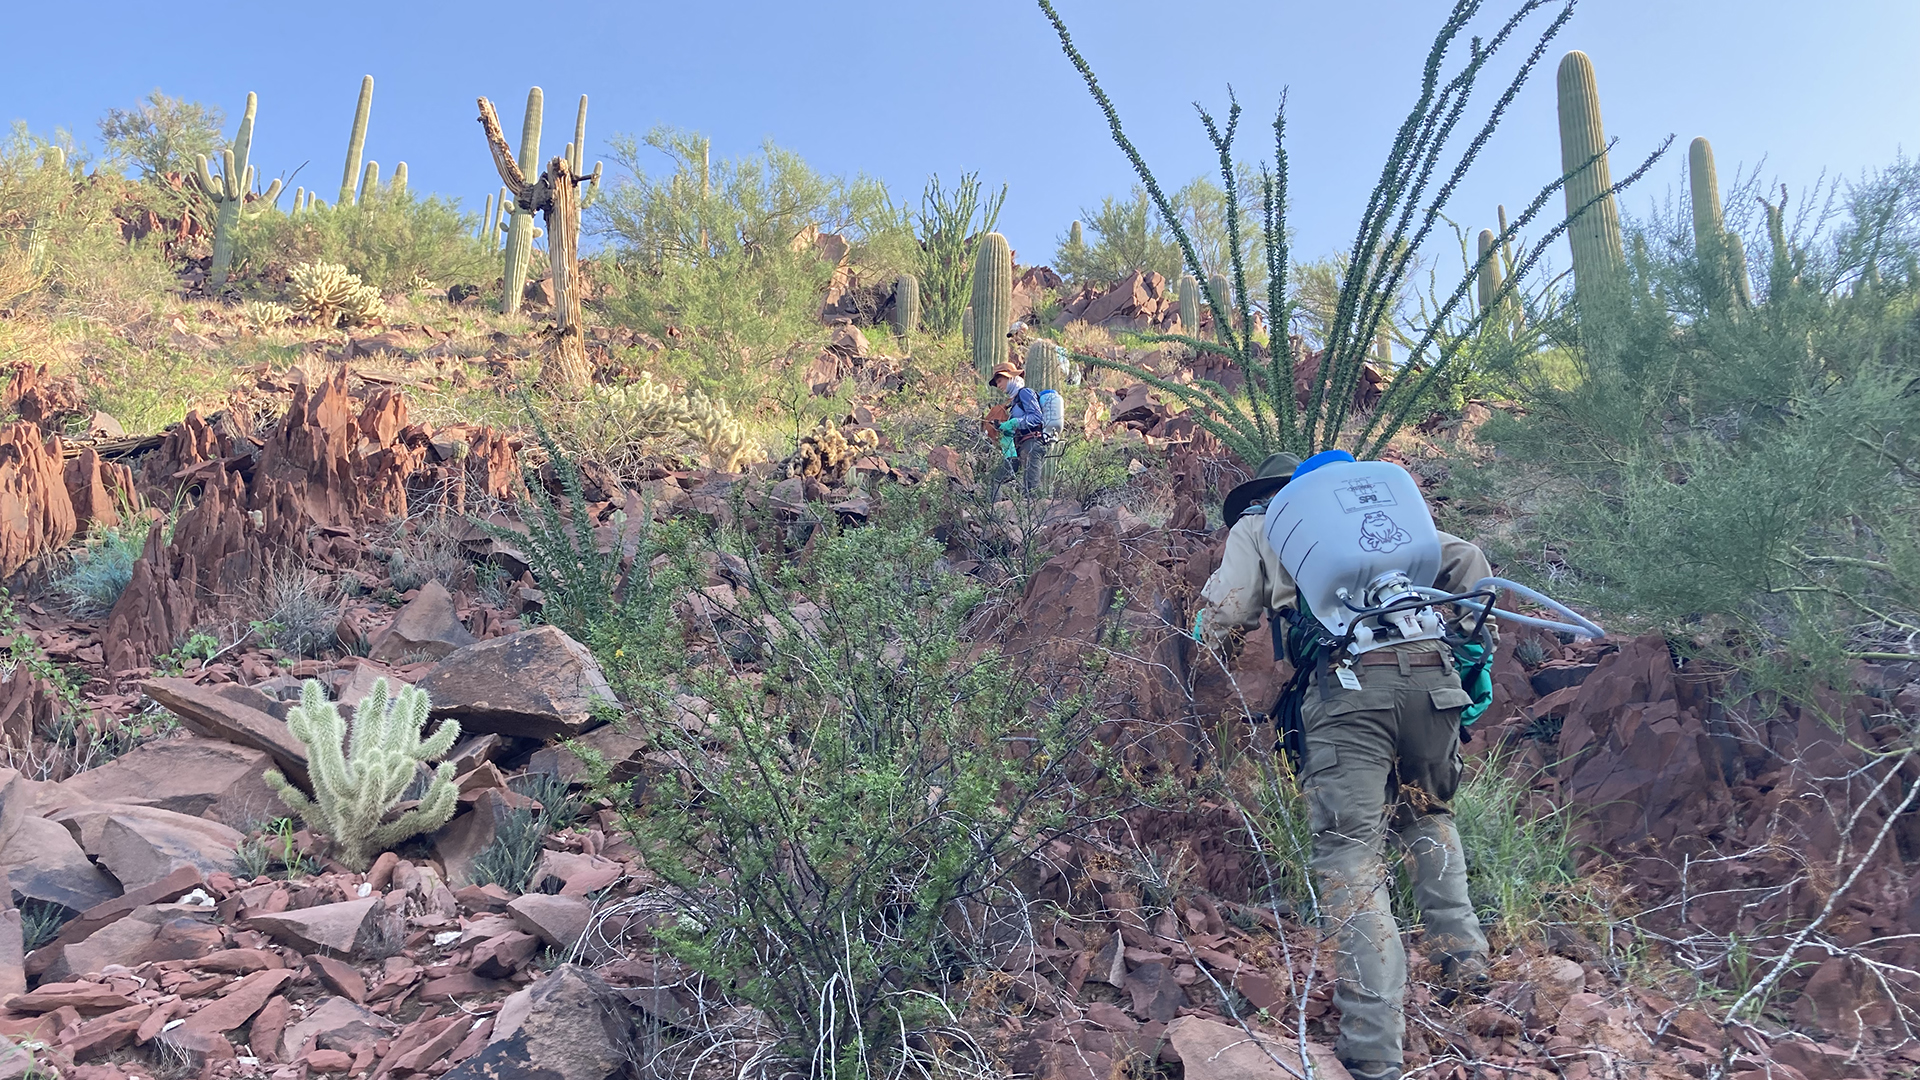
597;375;693;440
290;261;385;328
263;678;460;871
243;300;293;331
682;391;765;473
785;421;878;483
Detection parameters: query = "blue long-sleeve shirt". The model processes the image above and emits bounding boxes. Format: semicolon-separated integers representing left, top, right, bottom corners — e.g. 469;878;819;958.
1008;386;1043;435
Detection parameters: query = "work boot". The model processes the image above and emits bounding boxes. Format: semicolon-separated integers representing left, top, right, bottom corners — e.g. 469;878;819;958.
1343;1060;1402;1080
1436;951;1492;1004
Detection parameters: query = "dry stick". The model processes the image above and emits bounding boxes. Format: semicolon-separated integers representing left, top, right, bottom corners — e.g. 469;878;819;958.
1725;747;1919;1020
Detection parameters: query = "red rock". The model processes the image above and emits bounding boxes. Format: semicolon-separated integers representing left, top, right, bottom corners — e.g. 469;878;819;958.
1163;1016;1350;1080
252;994;292;1063
414;626;615;739
393;1015;474;1072
245;897;382;956
60;1008;149;1061
419;972;510;1000
49;805;243;892
309;955;366;1003
42;866;203;953
179;967;295;1033
139;679;309;785
304;1048;354;1072
5;983;136;1013
506;894;591;952
0;422;77;577
537;852;622;898
278;996;393;1061
0;816;121;914
48;738;274;826
369;581;477;662
151;1026;235;1069
470;932;538;979
172;948;283;974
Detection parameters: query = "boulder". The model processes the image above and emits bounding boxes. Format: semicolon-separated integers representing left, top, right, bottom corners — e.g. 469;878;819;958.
44;738;275;827
368;582;477;663
0;816;120;913
50;806;242;891
1163;1016;1350;1080
447;965;632;1080
525;722;646;785
278;995;393;1062
506;893;592;952
414;627;615;739
141;679;308;785
245;897;387;957
0;422;77;578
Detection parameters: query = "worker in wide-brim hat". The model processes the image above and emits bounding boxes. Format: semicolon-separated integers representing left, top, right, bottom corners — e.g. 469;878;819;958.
987;363;1044;499
1194;449;1497;1080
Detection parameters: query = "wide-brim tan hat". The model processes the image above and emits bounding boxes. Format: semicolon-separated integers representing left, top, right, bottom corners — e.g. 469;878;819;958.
1222;451;1304;523
989;362;1023;384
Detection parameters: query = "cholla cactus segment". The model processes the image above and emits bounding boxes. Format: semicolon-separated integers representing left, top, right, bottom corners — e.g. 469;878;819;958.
243;300;293;331
681;390;765;473
784;420;877;483
263;677;460;871
290;261;385;328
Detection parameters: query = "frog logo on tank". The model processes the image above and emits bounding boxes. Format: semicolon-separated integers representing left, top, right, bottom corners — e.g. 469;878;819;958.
1358;511;1413;553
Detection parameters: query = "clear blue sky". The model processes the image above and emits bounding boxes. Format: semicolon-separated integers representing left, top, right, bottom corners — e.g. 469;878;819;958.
5;1;1915;270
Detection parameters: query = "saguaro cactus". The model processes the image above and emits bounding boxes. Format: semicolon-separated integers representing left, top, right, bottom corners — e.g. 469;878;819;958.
1178;273;1200;336
1025;339;1065;394
1208;272;1234;335
566;95;602;209
339;75;374;206
499;87;544;317
193;92;282;290
360;161;380;200
263;678;460;872
894;273;920;350
1556;51;1626;317
1476;228;1504;314
479;92;602;390
1688;136;1751;312
389;161;408;197
970;233;1013;377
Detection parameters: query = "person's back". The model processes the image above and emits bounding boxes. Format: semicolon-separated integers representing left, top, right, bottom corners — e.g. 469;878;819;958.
1196;451;1494;1080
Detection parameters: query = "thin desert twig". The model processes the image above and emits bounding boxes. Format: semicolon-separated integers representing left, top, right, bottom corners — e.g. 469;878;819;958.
1726;747;1919;1020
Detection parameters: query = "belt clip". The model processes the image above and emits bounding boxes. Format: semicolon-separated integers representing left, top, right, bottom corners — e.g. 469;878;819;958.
1397;651;1411;677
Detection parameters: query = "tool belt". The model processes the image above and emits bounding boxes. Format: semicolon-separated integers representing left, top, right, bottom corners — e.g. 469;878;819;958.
1350;649;1448;668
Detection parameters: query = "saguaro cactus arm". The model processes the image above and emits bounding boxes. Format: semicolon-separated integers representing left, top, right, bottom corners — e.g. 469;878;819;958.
478;95;591;391
339;76;373;206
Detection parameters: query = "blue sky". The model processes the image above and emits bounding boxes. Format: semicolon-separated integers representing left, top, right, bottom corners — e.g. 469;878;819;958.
5;1;1915;271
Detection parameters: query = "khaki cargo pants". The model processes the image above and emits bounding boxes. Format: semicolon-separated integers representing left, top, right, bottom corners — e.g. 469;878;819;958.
1299;653;1489;1065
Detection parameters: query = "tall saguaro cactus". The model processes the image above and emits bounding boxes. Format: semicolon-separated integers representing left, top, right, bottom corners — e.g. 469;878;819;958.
970;232;1013;376
1476;228;1504;314
894;273;920;352
193;92;282;290
1688;136;1751;313
390;161;408;197
339;76;374;206
1208;272;1234;335
1556;51;1626;317
499;87;544;317
478;93;601;391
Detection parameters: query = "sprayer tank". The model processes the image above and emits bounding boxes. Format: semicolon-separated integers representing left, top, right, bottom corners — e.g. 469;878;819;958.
1261;460;1441;636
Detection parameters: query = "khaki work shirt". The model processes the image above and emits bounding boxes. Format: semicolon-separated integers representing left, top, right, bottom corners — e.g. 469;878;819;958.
1197;512;1495;654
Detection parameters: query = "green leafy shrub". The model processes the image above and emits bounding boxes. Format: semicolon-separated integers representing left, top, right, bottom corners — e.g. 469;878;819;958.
235;192;490;293
627;497;1100;1073
477;414;620;641
264;678;460;871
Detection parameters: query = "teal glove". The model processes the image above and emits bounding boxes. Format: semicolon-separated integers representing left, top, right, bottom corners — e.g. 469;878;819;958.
997;418;1020;435
1453;641;1493;725
999;434;1017;460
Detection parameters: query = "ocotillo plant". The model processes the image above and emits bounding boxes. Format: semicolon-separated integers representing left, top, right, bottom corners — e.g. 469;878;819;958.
193;92;283;289
1036;0;1667;463
1689;136;1751;313
500;87;543;316
1179;273;1200;335
970;232;1013;376
339;75;373;206
894;273;920;351
1557;50;1626;319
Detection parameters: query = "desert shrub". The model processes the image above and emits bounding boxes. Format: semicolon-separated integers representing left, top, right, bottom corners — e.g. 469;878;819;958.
1481;157;1920;695
467;772;586;892
54;523;148;616
1053;174;1265;293
0;124;176;313
236;193;490;293
626;497;1100;1073
255;565;342;657
916;171;1006;335
96;91;226;179
477;416;620;640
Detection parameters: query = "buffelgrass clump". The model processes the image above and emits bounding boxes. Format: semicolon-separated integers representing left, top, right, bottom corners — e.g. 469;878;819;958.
255;565;341;657
467;771;586;893
54;523;147;616
1450;758;1583;933
1035;0;1668;461
19;899;72;951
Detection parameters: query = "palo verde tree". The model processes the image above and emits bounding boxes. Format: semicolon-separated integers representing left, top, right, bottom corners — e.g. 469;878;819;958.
1036;0;1668;463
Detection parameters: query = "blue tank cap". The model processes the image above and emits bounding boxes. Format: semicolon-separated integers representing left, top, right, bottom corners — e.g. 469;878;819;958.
1292;449;1355;480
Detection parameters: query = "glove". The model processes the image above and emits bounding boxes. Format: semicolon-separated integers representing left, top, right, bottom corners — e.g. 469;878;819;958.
1453;641;1494;726
999;434;1017;460
997;418;1020;435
